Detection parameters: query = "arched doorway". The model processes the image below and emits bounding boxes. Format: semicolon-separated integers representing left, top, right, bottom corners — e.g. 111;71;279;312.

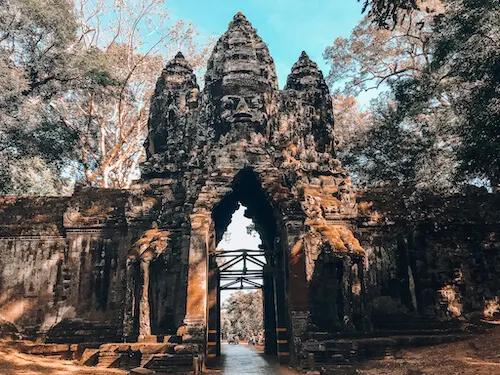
205;168;290;364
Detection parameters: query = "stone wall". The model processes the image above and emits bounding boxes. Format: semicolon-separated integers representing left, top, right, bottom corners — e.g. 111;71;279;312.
357;188;500;324
1;13;499;366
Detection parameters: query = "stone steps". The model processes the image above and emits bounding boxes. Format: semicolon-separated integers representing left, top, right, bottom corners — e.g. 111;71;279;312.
42;320;121;345
142;353;194;374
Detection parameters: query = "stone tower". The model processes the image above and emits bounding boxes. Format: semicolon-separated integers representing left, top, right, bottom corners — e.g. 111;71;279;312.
130;11;366;362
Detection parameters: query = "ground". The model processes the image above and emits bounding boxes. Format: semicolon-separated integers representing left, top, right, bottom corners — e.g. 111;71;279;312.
1;328;500;374
353;326;500;375
0;340;126;375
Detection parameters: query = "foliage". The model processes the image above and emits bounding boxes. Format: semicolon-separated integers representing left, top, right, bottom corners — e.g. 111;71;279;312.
0;0;213;193
47;0;213;188
0;0;88;194
326;1;442;96
360;0;420;28
430;0;500;186
328;0;499;193
221;291;263;340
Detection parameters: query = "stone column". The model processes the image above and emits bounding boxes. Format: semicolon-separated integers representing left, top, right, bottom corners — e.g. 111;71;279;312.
123;257;136;340
183;212;211;343
206;254;219;365
284;220;310;364
342;255;355;332
273;238;290;364
263;267;277;355
139;256;152;339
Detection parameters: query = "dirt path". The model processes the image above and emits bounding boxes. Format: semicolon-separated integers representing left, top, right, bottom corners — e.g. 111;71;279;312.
354;326;500;375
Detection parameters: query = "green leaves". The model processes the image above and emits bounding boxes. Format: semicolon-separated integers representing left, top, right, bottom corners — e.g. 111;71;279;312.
331;0;499;193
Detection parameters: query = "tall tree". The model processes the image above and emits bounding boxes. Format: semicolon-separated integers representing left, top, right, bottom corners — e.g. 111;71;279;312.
221;291;263;340
0;0;90;194
326;1;463;193
49;0;213;188
429;0;500;188
0;0;212;193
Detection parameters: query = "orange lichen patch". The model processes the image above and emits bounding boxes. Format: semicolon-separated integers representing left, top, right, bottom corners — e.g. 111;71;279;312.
191;213;211;230
303;186;342;208
85;204;113;217
306;218;364;255
290;240;303;265
142;196;158;205
131;227;169;260
484;297;500;319
286;142;298;155
440;284;462;317
358;201;373;216
33;214;49;222
321;185;339;195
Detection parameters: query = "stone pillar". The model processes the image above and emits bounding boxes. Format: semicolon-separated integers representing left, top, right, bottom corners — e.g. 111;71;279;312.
206;254;219;365
139;256;152;340
274;238;290;364
342;256;355;332
183;212;211;343
216;275;221;356
274;272;290;364
287;227;310;313
359;257;372;331
123;257;136;340
263;268;277;355
286;228;310;362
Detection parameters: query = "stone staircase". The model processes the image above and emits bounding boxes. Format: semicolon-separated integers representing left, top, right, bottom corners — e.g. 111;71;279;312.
91;337;198;374
14;330;199;374
21;319;122;347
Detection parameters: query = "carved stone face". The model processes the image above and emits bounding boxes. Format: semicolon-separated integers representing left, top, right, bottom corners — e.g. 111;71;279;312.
219;93;267;130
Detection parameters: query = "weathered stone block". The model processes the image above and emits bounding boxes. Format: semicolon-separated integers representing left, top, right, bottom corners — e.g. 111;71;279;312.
79;348;99;366
129;368;156;375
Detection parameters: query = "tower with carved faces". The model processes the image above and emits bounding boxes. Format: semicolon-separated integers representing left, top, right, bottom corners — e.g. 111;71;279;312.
136;11;363;364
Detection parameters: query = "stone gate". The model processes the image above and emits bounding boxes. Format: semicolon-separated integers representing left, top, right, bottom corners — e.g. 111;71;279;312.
1;12;500;372
125;12;367;362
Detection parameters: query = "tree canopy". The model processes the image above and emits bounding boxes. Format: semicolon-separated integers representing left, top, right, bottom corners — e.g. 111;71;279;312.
0;0;211;194
328;0;500;193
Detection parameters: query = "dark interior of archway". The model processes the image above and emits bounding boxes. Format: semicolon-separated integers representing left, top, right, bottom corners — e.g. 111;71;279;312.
211;168;281;355
212;168;277;252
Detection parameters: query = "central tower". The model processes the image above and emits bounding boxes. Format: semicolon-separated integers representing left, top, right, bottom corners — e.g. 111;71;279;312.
205;12;278;139
127;12;366;366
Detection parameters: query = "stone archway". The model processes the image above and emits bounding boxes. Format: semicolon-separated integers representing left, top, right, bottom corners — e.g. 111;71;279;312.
204;168;291;363
181;168;293;364
125;11;368;368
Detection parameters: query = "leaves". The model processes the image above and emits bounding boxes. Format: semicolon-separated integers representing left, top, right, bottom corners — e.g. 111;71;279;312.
222;291;263;340
0;0;213;193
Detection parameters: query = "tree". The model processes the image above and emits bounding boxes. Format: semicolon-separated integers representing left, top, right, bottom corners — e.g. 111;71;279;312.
332;95;369;165
360;0;420;28
49;0;213;188
325;1;443;96
428;0;500;188
221;291;263;340
326;1;462;193
0;0;212;193
0;0;92;194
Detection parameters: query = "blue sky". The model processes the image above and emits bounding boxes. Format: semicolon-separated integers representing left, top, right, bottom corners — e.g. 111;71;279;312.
167;0;366;90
